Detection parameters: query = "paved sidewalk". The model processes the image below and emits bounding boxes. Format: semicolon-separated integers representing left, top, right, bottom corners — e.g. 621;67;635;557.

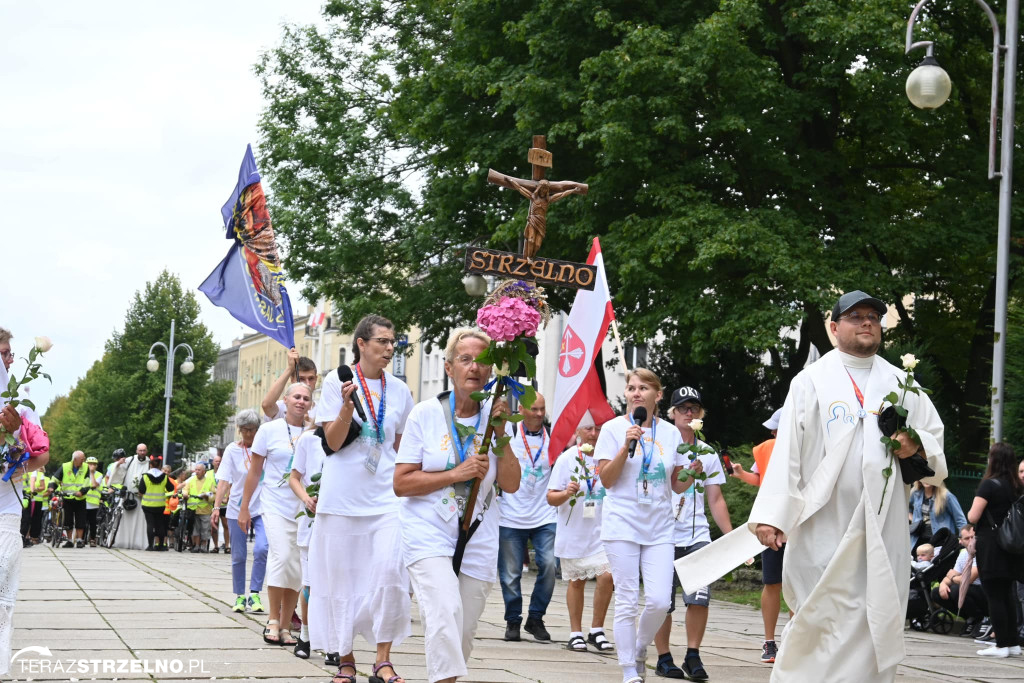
10;544;1024;682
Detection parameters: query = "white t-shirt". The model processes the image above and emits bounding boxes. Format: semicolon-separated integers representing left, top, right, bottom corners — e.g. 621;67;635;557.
594;415;685;546
499;427;557;529
396;396;512;583
250;418;305;519
291;431;326;547
217;441;263;519
671;442;726;546
549;445;606;559
316;369;413;517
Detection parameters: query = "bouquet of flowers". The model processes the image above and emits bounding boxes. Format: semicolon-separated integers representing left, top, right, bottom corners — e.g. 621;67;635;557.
1;337;53;487
676;418;721;529
464;280;550;448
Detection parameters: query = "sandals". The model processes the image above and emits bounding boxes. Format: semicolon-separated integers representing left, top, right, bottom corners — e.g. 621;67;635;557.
566;635;587;652
278;629;298;646
332;662;357;683
369;661;405;683
262;619;281;645
587;630;614;652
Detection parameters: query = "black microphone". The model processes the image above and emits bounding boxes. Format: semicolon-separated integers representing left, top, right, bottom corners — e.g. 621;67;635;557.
628;406;647;458
336;365;368;422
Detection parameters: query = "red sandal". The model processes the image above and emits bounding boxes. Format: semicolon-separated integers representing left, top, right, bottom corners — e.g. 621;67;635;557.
369;661;404;683
331;662;357;683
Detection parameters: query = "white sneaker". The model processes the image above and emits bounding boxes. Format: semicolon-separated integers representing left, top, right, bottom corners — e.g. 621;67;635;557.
977;645;1009;657
1009;645;1022;656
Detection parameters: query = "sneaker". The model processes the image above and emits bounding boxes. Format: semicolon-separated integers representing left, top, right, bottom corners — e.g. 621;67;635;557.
89;539;96;547
248;594;265;613
76;540;85;548
324;652;341;667
761;640;778;663
977;645;1009;657
190;546;200;554
232;596;246;613
655;655;684;678
681;653;709;681
62;540;74;548
1009;645;1022;656
504;622;521;642
524;617;551;643
293;638;310;659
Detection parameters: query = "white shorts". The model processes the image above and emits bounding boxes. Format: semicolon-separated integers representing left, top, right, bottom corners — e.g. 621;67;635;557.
559;549;611;582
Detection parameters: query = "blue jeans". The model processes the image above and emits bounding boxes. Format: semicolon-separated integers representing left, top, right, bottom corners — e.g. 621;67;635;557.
229;515;268;596
498;523;556;624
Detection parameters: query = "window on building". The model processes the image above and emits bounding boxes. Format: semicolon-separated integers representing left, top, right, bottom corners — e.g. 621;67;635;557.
624;342;648;370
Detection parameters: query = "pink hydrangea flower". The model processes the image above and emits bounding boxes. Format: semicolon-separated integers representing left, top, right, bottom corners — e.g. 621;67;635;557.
476;296;541;342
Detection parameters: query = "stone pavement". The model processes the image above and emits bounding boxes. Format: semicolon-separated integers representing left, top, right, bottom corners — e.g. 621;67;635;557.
10;544;1024;682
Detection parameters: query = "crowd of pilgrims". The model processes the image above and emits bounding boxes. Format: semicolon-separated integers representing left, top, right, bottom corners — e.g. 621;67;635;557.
214;314;746;683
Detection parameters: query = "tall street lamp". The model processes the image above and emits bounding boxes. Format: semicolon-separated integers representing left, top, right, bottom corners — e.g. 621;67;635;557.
904;0;1019;441
147;319;195;459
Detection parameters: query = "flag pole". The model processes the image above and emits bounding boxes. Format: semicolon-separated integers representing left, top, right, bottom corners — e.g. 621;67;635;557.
609;318;629;376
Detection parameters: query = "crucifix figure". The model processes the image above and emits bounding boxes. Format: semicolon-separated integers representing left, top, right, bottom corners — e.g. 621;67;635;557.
487;136;589;258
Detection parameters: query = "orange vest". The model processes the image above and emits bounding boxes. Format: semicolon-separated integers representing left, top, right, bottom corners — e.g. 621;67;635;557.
751;439;776;485
164;478;180;514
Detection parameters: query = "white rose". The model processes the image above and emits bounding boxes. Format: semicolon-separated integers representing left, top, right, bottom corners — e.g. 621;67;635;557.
900;353;918;370
689;418;704;432
33;336;53;353
579;443;594;454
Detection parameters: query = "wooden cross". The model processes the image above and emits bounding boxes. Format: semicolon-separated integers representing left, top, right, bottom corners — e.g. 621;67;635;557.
487;135;589;259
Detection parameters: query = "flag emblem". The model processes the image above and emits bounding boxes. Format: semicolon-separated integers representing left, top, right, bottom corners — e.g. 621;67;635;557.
559;326;586;377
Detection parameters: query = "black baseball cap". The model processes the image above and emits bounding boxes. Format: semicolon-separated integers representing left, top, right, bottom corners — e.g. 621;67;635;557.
831;290;886;321
671;386;703;407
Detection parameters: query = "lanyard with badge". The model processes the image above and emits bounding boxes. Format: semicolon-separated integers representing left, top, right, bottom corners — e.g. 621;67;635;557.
436;391;483;522
576;448;599;519
355;364;387;474
280;423;299;487
520;428;546;490
630;413;657;506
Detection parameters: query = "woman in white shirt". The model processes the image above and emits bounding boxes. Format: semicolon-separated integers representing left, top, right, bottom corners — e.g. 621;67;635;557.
595;368;687;683
394;327;520;683
239;382;310;648
211;409;268;615
305;315;415;683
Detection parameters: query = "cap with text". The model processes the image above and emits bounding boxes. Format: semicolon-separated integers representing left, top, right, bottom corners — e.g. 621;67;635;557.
671;386;703;407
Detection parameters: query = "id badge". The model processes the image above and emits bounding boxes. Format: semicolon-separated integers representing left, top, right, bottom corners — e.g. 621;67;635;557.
637;478;654;506
364;442;383;474
583;499;597;519
434;487;458;522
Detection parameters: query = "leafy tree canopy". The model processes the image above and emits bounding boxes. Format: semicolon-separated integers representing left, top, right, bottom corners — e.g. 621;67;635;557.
42;271;232;469
257;0;1022;462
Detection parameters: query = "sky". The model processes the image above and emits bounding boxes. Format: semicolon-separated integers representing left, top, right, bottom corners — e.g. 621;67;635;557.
1;1;326;414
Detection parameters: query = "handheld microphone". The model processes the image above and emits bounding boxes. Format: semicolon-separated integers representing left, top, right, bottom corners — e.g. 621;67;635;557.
336;365;368;422
627;406;647;458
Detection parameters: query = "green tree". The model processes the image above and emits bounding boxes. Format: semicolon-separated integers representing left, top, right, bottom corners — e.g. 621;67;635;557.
257;0;1022;462
43;272;232;468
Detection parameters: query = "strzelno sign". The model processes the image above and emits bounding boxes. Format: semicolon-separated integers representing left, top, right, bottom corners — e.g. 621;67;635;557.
465;247;597;291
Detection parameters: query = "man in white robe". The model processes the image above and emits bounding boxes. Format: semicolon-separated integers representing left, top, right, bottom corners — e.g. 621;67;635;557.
751;291;946;682
111;443;151;550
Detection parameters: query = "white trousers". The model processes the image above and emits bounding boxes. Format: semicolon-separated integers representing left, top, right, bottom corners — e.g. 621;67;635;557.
604;540;675;667
408;556;492;683
0;515;23;676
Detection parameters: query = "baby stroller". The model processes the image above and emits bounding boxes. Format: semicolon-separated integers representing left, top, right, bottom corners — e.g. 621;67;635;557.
906;528;960;633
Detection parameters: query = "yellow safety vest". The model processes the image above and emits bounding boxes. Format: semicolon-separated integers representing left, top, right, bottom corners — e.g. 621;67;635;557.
140;473;169;508
84;471;103;506
186;475;216;515
60;462;89;499
30;472;49;503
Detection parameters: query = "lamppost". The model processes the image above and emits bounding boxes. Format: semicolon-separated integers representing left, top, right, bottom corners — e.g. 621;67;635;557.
904;0;1019;441
147;319;196;459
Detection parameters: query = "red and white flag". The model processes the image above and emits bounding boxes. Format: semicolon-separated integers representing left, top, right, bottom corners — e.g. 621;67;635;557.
308;300;326;329
549;238;617;462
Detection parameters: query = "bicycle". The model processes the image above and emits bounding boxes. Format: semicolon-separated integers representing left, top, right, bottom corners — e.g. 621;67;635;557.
94;489;116;545
48;494;69;548
103;489;133;549
175;500;195;552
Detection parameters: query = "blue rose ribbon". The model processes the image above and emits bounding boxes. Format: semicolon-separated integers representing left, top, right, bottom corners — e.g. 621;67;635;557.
483;376;527;402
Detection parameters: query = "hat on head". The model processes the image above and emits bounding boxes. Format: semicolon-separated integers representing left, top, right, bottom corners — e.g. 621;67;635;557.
763;408;783;431
576;411;596;429
831;290;886;321
671;386;703;407
85;456;98;464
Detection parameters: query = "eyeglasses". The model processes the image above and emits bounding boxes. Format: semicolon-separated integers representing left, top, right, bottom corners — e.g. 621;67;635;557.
369;337;396;347
840;311;882;324
676;405;701;414
453;354;485;367
0;350;13;360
